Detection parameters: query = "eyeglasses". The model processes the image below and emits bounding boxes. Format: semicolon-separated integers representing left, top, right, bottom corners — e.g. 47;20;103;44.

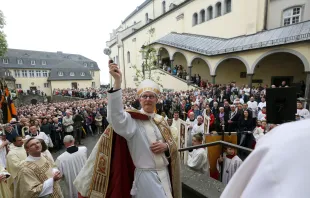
140;95;156;99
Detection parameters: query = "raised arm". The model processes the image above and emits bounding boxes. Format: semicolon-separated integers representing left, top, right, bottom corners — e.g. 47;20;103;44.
107;63;137;140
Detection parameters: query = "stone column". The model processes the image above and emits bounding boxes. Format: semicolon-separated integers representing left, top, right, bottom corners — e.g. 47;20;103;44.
170;59;174;67
157;54;161;67
211;75;216;84
188;65;193;84
247;74;253;96
305;72;310;110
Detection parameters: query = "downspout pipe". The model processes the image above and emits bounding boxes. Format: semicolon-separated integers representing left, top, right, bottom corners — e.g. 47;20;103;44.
263;0;269;30
121;41;127;88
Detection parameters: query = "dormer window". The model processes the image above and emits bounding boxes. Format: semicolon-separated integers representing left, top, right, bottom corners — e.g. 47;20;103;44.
84;63;88;67
80;72;85;76
70;72;75;76
17;59;23;65
2;59;8;64
90;63;94;67
42;60;47;65
31;60;36;65
283;7;302;26
58;71;64;76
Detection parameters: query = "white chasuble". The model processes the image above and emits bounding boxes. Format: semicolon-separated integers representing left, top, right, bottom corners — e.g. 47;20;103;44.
56;146;87;198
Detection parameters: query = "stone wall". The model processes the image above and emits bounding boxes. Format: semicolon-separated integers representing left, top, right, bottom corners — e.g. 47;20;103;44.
51;95;85;103
14;94;45;107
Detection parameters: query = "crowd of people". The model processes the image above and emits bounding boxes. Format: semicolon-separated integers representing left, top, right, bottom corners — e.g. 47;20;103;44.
0;77;308;197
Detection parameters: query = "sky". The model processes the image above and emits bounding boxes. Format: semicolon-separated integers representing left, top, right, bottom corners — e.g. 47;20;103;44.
1;0;145;84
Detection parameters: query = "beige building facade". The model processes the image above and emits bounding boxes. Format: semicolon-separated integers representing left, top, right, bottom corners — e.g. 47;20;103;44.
106;0;310;103
0;49;100;96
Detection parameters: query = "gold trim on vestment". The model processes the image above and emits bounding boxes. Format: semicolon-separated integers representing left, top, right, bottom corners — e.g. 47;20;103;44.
88;126;113;198
153;116;182;198
137;87;160;96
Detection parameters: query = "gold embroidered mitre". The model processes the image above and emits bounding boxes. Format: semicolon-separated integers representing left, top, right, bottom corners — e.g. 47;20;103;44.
137;79;160;96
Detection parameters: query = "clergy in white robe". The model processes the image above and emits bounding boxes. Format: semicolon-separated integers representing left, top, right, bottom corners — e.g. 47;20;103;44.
74;75;181;198
217;147;242;185
15;138;63;198
0;165;12;198
172;112;181;133
187;134;209;175
221;119;310;198
191;116;204;136
297;101;310;119
56;135;87;198
6;135;27;196
26;126;50;146
186;112;197;146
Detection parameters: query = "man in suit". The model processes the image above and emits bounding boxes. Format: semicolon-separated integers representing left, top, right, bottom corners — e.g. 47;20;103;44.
239;91;249;103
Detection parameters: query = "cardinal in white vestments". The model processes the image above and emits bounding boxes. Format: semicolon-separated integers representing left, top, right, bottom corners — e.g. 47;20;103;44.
56;135;87;198
221;119;310;198
187;134;209;175
74;63;181;198
217;146;242;185
6;135;27;196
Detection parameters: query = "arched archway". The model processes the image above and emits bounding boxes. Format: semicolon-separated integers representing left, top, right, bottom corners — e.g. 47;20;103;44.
171;51;188;77
253;52;307;88
158;47;170;68
214;57;249;85
190;57;211;84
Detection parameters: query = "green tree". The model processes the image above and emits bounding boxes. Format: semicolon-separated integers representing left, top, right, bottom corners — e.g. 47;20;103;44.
132;27;166;87
0;10;8;57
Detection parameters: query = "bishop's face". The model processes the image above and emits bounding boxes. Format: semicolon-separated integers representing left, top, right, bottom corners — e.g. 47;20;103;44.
139;91;158;113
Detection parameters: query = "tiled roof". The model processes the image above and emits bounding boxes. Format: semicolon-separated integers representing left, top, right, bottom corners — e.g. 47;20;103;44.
154;21;310;56
0;49;99;70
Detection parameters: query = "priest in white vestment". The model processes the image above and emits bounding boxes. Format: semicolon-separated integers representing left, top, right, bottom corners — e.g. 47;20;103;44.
56;135;87;198
172;111;181;132
6;135;27;196
25;125;50;146
186;112;197;146
296;101;310;120
15;138;63;198
74;64;181;198
221;119;310;198
217;146;242;185
187;134;209;175
191;116;204;135
0;164;12;198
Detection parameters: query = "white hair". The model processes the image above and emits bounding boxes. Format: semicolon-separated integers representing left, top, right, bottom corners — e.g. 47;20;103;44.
63;135;75;143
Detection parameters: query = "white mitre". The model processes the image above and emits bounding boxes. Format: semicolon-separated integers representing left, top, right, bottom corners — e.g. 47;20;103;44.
137;79;160;96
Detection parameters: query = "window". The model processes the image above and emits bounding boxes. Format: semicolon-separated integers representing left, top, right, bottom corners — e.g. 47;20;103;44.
207;6;213;20
2;59;8;64
42;70;48;77
92;82;95;88
70;72;75;76
90;71;95;77
200;9;206;23
90;63;94;67
36;70;41;77
215;2;222;17
44;83;49;88
16;84;22;89
31;60;36;65
225;0;232;13
145;13;149;23
58;71;64;76
127;51;131;63
14;70;20;78
22;70;27;77
192;13;198;26
162;1;166;14
80;72;85;76
283;7;302;26
84;63;88;67
29;70;35;77
42;60;47;65
17;59;23;65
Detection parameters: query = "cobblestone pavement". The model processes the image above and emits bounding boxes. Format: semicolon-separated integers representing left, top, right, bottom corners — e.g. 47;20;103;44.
51;134;101;197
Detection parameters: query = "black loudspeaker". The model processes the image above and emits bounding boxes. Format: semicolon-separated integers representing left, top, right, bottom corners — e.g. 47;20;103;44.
266;87;297;124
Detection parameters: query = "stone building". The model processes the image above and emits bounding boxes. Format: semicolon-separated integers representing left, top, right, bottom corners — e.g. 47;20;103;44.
105;0;310;104
0;49;100;96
